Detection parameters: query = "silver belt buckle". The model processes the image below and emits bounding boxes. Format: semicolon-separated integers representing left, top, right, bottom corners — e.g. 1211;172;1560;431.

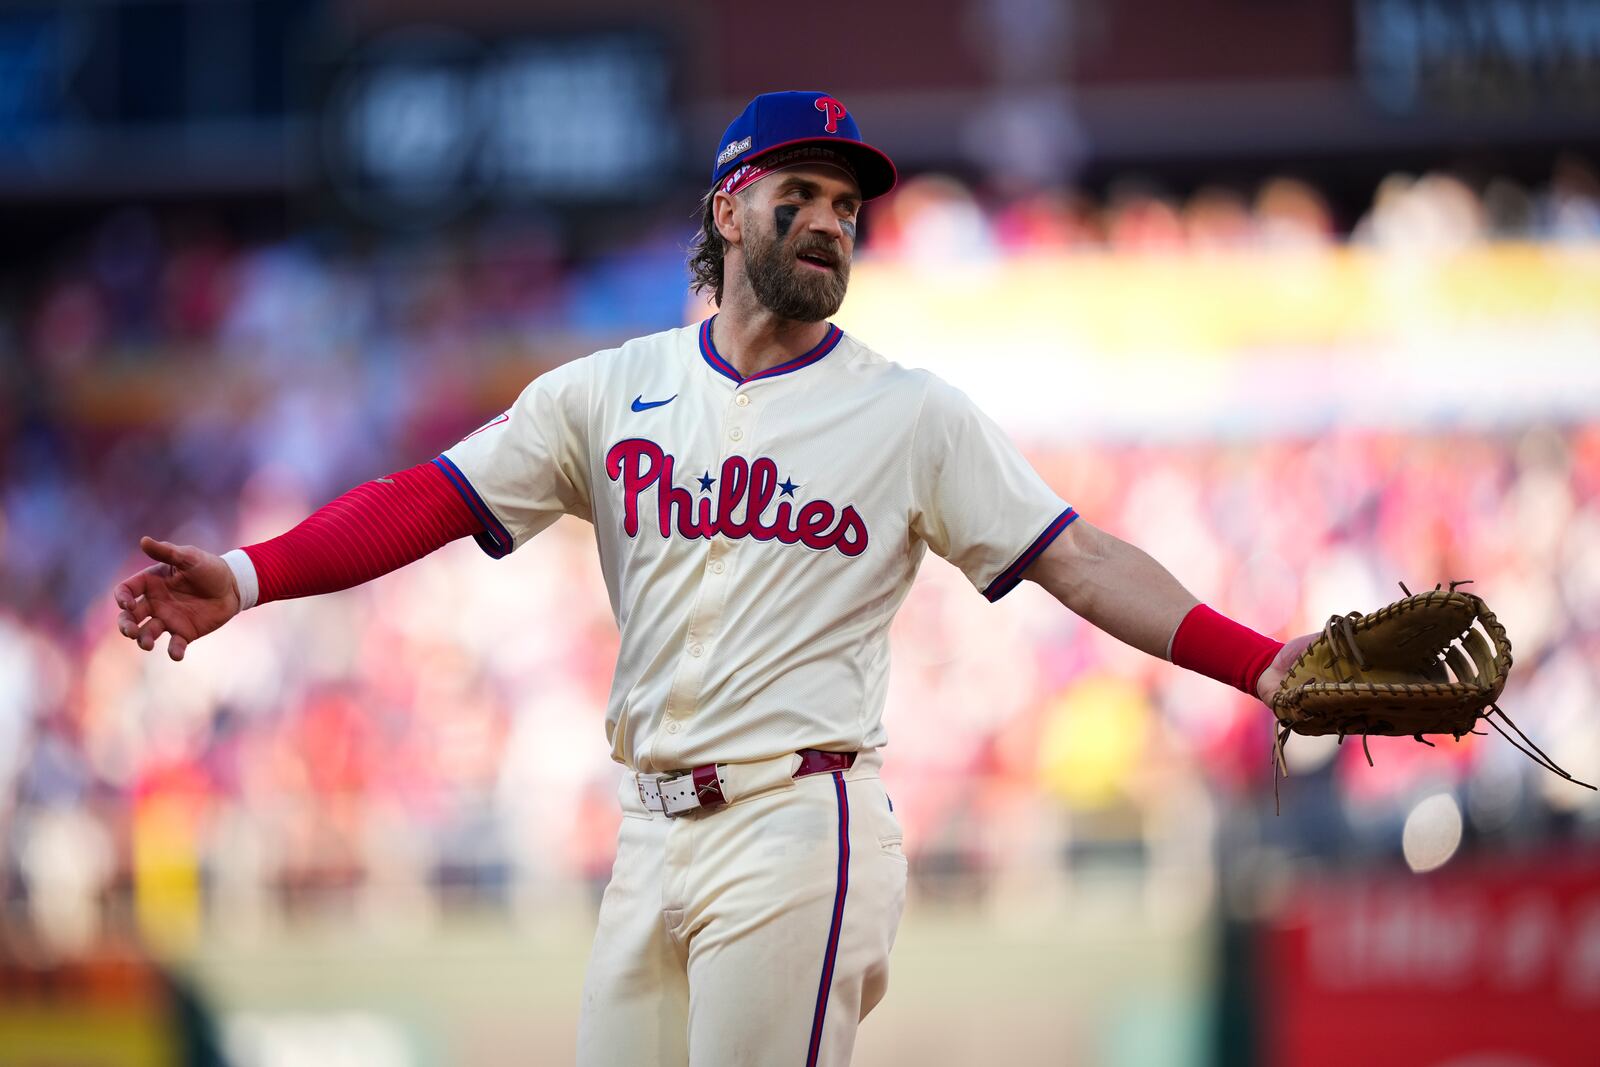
637;771;698;818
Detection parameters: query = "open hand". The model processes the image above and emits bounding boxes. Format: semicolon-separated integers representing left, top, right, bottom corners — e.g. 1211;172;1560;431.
1255;632;1318;706
113;537;241;661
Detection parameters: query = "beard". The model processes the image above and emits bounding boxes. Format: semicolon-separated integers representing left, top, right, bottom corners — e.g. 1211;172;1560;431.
741;226;850;322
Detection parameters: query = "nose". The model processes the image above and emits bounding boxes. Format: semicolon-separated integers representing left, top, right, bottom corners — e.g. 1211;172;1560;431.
805;204;846;242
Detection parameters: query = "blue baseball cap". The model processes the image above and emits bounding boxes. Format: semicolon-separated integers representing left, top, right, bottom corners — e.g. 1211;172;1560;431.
711;91;897;201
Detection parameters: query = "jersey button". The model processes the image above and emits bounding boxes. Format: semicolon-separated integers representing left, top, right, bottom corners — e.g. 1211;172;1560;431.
709;560;725;574
735;394;751;407
729;428;744;442
665;719;680;734
689;643;704;658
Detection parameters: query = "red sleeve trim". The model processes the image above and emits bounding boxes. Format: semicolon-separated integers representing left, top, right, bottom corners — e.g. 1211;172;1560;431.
983;507;1078;603
432;455;515;559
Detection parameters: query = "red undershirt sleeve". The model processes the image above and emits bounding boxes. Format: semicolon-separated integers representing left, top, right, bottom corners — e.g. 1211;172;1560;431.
241;460;484;606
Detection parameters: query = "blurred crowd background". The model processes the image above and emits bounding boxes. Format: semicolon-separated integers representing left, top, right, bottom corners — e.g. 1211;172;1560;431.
3;1;1599;1065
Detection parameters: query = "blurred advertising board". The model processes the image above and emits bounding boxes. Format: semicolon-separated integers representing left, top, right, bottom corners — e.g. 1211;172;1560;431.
1259;853;1600;1067
46;244;1600;437
838;244;1600;440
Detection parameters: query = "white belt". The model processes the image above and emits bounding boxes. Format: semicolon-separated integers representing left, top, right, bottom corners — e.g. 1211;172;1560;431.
627;749;875;819
636;769;727;818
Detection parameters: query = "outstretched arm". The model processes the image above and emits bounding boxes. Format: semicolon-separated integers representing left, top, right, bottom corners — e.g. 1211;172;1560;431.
1021;518;1311;704
1021;518;1200;660
113;460;483;660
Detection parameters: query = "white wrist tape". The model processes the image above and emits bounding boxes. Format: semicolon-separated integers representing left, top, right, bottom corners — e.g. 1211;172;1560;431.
222;549;259;611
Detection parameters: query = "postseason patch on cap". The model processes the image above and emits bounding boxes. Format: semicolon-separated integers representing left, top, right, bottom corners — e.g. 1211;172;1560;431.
716;137;752;168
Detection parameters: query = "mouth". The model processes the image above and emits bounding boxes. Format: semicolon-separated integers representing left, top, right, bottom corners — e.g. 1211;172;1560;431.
795;248;838;273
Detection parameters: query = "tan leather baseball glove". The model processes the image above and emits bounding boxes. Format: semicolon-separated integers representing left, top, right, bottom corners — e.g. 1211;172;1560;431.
1267;582;1594;810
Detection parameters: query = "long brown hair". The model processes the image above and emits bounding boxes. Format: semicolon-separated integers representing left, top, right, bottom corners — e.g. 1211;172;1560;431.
686;188;727;306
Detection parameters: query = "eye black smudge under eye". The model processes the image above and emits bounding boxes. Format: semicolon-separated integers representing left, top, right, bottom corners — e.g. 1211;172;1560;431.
773;205;798;238
840;219;857;241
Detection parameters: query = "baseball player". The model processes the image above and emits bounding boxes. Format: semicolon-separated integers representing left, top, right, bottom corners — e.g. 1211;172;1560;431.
114;91;1309;1065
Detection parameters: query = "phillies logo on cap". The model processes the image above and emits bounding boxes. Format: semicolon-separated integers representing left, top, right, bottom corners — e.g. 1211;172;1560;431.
814;96;847;133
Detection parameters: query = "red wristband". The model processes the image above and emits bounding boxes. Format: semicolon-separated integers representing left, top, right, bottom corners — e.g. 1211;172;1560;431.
1169;604;1283;697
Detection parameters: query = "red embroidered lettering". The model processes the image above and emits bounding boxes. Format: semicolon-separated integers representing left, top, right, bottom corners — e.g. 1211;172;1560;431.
717;456;751;537
834;506;869;557
746;458;780;539
795;500;836;542
606;438;664;537
604;440;868;559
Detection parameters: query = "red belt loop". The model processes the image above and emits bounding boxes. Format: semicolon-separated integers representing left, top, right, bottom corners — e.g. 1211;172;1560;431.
691;764;727;812
793;749;856;779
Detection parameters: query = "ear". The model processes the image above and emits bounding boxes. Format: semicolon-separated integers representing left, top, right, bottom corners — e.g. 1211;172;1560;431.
713;191;743;247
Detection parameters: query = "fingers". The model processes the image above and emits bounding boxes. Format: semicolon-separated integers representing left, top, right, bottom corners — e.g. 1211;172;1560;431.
115;582;157;639
140;536;190;569
116;601;155;637
118;611;192;661
137;618;168;652
114;574;147;609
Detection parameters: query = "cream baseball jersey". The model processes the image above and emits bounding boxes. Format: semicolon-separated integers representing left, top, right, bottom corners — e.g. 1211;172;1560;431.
437;317;1076;774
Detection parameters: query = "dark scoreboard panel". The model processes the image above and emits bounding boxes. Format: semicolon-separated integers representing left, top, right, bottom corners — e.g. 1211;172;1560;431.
0;1;677;208
0;0;1594;202
318;29;676;225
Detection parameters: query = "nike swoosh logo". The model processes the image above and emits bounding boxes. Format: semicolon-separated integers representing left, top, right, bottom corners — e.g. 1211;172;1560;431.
631;394;677;412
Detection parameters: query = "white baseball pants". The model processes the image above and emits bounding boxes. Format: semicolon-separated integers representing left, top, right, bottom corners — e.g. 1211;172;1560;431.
576;751;907;1066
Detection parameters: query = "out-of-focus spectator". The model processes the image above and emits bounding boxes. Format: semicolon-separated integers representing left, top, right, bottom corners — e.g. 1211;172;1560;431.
1254;178;1335;249
1183;186;1256;251
1544;154;1600;241
869;174;997;263
993;189;1104;252
1355;172;1486;250
1104;179;1187;253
